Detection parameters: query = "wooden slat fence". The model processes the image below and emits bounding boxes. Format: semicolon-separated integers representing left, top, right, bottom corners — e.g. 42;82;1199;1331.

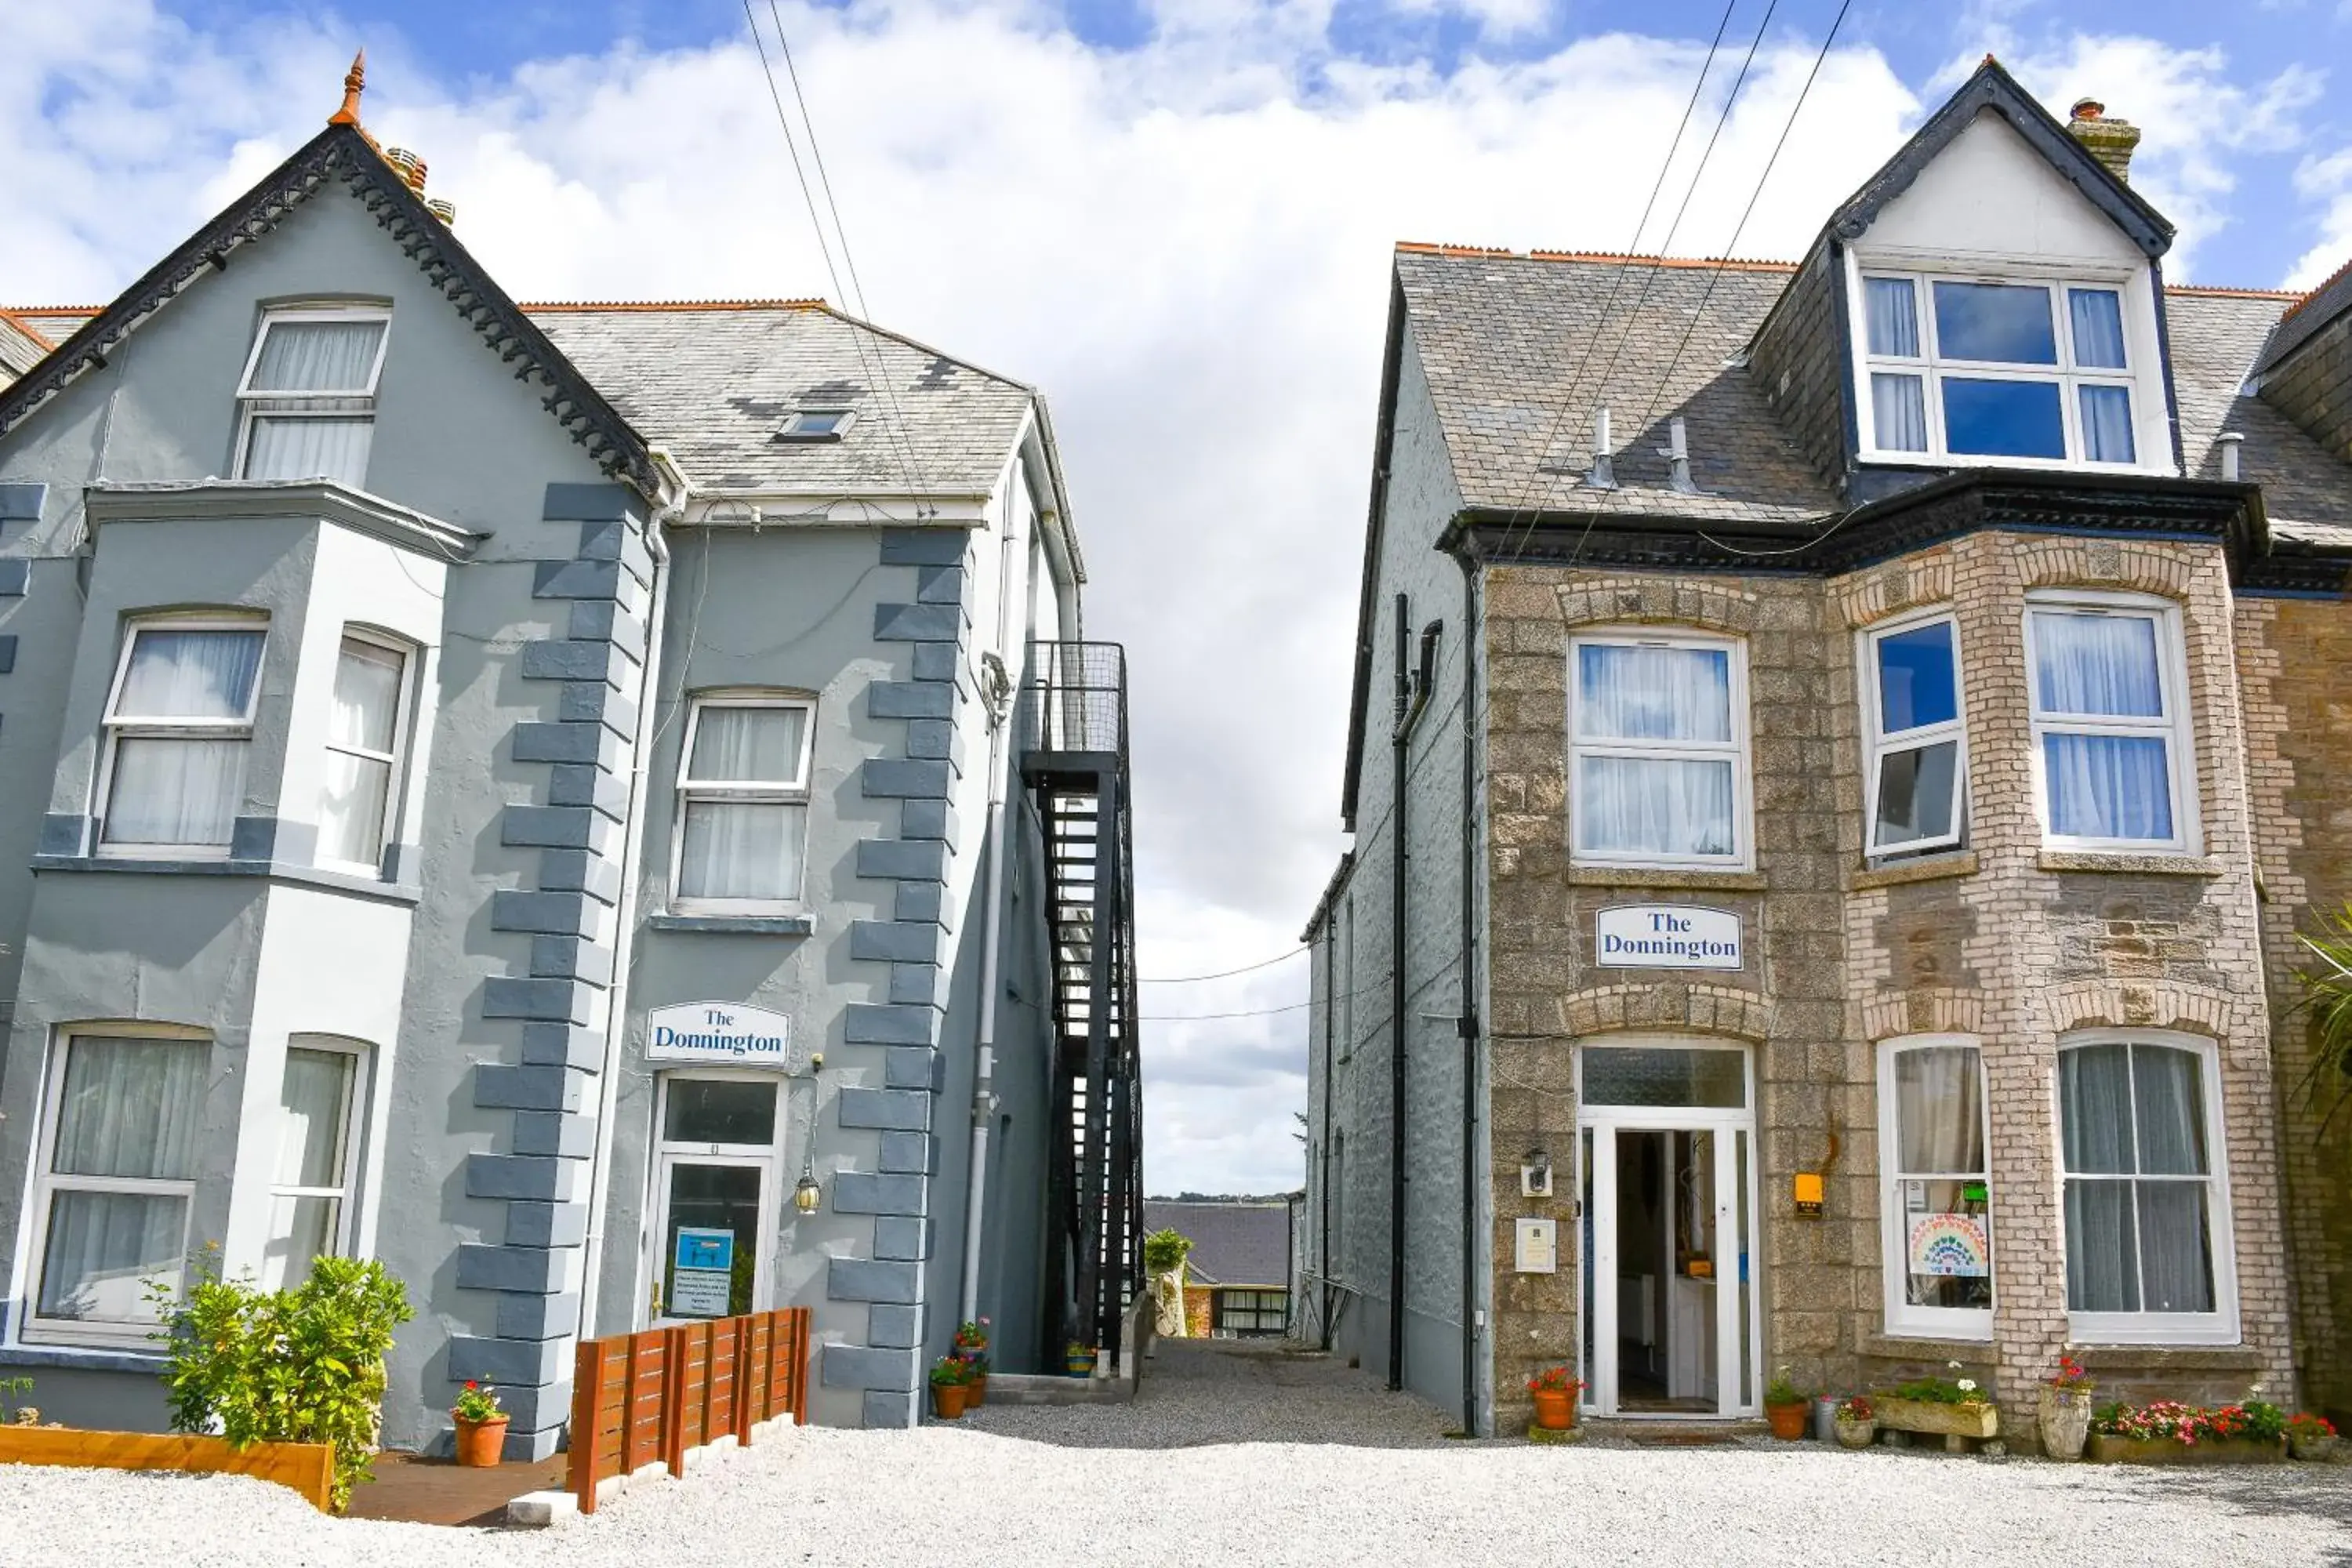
568;1307;812;1515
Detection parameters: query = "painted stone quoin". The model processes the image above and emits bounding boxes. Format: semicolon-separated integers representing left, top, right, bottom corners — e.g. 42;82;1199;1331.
1299;61;2352;1443
0;64;1143;1457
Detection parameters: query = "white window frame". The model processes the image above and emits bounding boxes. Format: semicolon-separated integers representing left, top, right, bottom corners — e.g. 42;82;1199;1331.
93;615;269;859
230;306;392;482
2056;1029;2240;1345
2023;590;2199;855
1851;263;2151;472
1875;1035;1994;1341
1566;629;1753;870
670;692;816;914
775;408;856;442
18;1025;210;1350
1860;607;1969;857
646;1070;787;1325
260;1037;369;1291
316;630;414;877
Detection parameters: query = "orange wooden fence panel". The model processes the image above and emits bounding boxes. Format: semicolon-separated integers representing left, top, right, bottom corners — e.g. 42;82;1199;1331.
0;1426;336;1512
568;1307;814;1514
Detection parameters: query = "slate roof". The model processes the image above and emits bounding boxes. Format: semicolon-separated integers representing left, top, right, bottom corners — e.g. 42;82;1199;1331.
528;302;1038;498
1144;1200;1291;1287
6;310;96;346
0;314;51;380
1393;246;2352;536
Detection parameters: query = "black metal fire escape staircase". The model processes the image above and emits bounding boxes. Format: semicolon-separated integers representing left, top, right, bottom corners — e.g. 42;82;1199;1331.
1019;642;1143;1367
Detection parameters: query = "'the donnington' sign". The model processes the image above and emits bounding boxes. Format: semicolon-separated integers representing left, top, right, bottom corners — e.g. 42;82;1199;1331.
1595;906;1742;971
646;1001;793;1065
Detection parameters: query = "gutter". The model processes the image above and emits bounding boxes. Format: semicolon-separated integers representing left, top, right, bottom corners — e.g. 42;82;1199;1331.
575;446;689;1348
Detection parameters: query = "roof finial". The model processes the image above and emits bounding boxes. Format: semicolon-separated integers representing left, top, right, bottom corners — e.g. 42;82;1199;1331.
328;50;365;127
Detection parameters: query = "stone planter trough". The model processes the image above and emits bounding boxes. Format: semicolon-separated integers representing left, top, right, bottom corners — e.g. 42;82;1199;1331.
2085;1433;2286;1465
1872;1397;1998;1441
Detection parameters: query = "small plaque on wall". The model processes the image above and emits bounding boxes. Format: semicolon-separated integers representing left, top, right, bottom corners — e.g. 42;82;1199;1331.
1515;1217;1559;1274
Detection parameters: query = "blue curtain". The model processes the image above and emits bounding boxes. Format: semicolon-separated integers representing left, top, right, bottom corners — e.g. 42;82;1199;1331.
1864;277;1918;357
2068;289;2128;368
2080;385;2136;463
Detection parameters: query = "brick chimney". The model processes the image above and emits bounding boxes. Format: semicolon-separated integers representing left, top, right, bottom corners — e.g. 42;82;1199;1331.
2067;98;2141;184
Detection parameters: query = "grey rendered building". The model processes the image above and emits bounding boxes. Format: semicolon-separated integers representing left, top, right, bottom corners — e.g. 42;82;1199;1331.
1303;64;2352;1440
0;83;1142;1456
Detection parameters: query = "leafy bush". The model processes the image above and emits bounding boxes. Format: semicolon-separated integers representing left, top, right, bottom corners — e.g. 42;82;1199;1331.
151;1256;412;1512
1142;1229;1193;1276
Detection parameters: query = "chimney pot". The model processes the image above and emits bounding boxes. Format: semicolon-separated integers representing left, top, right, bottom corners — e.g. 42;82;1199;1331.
2216;430;2244;483
2065;96;2141;185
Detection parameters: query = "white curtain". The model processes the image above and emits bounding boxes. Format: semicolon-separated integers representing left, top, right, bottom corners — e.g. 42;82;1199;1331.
104;739;247;847
260;1047;354;1292
2032;612;2162;717
2069;289;2128;369
2079;385;2136;463
244;416;373;487
38;1037;205;1323
688;706;805;783
1577;756;1734;858
249;320;384;393
2044;734;2172;841
1895;1046;1981;1174
318;642;402;867
680;800;807;901
1576;644;1729;742
2060;1043;2214;1316
116;630;263;720
1871;373;1929;452
1864;277;1918;356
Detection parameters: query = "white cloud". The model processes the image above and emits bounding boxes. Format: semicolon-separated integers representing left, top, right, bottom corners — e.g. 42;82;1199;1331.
2287;145;2352;289
13;2;2310;1195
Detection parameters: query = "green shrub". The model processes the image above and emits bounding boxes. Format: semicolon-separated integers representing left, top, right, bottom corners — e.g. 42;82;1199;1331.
150;1255;412;1511
1142;1229;1193;1276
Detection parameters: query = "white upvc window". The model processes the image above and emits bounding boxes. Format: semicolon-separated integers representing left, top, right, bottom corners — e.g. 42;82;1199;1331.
1858;271;2141;467
96;618;268;857
1568;630;1751;868
1877;1036;1994;1339
259;1040;368;1292
1861;609;1967;856
2024;591;2198;852
317;633;411;874
2056;1030;2238;1344
22;1030;209;1346
234;307;390;489
673;695;814;910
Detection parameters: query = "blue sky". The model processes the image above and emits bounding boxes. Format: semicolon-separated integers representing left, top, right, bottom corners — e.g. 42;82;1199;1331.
13;0;2352;1192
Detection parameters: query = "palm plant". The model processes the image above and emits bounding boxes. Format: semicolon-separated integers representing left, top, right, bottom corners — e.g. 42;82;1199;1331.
2290;905;2352;1135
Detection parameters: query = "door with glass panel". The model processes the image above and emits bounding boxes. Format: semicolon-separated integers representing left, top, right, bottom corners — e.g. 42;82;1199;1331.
650;1074;784;1323
1577;1041;1759;1419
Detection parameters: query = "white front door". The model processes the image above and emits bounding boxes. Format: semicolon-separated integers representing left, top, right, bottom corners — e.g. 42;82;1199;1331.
647;1073;786;1323
1577;1040;1760;1419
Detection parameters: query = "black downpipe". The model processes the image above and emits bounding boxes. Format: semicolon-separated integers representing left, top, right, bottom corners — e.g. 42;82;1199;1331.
1389;597;1439;1394
1456;550;1482;1438
1318;907;1338;1350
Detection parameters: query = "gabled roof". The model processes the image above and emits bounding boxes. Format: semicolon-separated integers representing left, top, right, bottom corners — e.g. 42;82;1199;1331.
1828;56;2173;259
2258;254;2352;377
0;314;49;380
1143;1200;1291;1288
0;122;660;496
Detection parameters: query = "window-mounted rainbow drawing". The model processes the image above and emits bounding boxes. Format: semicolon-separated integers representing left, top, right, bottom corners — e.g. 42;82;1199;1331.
1907;1213;1991;1278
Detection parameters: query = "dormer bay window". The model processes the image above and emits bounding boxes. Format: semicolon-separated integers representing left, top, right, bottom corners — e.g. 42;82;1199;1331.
1860;273;2139;467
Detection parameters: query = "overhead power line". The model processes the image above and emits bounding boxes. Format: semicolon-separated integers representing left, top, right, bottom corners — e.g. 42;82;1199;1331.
1139;948;1309;985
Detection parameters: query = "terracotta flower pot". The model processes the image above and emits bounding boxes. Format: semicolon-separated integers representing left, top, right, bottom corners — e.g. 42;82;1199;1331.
2038;1387;2093;1461
454;1416;509;1467
1530;1388;1576;1431
931;1382;969;1420
964;1375;987;1409
1765;1401;1810;1440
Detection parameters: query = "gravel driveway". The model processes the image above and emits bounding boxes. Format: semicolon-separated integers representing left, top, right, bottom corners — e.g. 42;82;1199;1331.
3;1341;2346;1566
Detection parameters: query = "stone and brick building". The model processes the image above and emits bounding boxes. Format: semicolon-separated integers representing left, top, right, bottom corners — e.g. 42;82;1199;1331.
1300;60;2352;1442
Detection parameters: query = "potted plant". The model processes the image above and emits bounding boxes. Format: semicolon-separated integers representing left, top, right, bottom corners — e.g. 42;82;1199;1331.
451;1382;507;1467
2287;1413;2340;1462
2038;1355;2096;1460
1833;1395;1876;1449
964;1354;991;1408
2086;1397;2288;1464
1873;1361;2000;1443
1065;1341;1096;1377
1763;1368;1810;1440
929;1356;972;1420
1526;1367;1582;1432
953;1318;991;1405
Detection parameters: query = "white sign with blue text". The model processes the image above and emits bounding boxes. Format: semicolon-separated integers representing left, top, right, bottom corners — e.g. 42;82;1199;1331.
647;1001;793;1065
1595;906;1743;971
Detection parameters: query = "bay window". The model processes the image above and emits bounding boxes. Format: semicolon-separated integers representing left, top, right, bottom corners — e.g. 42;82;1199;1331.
1877;1037;1993;1338
260;1041;366;1292
234;307;390;488
1860;272;2140;466
98;619;267;855
318;634;409;873
25;1032;209;1343
2057;1032;2236;1341
2025;593;2195;851
673;695;814;908
1569;632;1750;866
1862;611;1966;855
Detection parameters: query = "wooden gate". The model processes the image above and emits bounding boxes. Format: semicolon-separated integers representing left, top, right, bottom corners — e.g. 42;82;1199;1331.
567;1307;812;1515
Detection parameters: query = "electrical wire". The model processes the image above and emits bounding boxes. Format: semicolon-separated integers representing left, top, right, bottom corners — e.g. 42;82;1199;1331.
1138;948;1308;984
